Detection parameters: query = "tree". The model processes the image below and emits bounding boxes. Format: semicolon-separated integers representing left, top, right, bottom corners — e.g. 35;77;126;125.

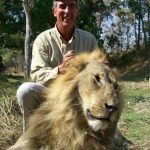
128;0;150;51
0;0;24;49
77;0;107;47
22;0;38;80
32;0;54;36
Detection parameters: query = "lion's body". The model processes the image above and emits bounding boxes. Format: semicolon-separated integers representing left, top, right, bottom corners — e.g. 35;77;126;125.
8;50;123;150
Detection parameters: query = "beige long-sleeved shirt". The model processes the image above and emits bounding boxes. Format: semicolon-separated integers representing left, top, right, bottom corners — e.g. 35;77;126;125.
30;26;98;85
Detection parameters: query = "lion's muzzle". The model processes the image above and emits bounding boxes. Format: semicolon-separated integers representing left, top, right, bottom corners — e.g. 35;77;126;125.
86;99;118;122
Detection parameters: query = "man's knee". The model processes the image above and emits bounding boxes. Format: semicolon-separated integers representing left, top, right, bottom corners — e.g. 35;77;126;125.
16;82;45;112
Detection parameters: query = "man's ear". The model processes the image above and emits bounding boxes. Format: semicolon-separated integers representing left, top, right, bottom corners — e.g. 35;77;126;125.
52;8;56;17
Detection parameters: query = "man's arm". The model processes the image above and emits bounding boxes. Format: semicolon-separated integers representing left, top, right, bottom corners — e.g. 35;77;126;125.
30;36;59;85
30;35;75;85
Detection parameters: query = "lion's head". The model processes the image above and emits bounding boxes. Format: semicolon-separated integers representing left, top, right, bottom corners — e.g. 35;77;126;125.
45;49;123;137
77;60;121;131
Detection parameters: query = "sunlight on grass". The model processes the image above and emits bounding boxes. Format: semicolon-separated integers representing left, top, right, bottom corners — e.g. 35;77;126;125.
120;86;150;148
0;95;22;150
0;75;23;150
122;88;150;103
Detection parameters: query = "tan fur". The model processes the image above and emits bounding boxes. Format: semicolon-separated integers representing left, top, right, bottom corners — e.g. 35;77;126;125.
8;49;123;150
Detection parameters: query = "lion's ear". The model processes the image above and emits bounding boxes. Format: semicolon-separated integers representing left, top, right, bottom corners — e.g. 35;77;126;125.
108;70;117;83
98;55;109;65
71;58;88;72
107;68;121;92
89;49;109;65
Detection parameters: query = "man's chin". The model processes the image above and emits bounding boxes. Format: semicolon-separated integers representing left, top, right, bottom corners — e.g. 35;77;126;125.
62;23;74;29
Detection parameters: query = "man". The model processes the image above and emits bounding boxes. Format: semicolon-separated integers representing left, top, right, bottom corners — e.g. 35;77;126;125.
17;0;99;132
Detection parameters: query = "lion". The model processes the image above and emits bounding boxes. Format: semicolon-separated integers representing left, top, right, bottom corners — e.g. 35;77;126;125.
8;49;123;150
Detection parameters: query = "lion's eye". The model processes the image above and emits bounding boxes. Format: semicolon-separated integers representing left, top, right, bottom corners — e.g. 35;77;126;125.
95;75;100;83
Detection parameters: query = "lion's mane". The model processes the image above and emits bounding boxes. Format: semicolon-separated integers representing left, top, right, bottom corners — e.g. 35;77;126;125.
8;49;123;150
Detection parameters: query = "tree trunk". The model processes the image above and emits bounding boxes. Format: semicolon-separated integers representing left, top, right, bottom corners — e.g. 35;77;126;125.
137;14;141;51
141;17;147;49
137;0;142;51
126;26;130;51
148;5;150;45
134;19;138;49
23;1;32;80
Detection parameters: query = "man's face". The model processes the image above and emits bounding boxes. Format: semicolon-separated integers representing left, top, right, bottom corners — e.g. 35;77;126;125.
53;0;78;30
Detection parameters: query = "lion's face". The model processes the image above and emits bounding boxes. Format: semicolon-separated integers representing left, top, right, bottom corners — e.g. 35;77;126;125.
77;61;121;131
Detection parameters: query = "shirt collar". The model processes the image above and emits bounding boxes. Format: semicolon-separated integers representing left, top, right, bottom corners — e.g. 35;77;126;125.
54;25;76;44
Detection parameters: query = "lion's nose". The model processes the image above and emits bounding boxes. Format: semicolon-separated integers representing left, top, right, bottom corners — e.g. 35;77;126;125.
105;102;117;112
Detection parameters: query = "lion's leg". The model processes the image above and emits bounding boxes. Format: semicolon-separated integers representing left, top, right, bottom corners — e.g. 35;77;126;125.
113;128;124;147
7;139;31;150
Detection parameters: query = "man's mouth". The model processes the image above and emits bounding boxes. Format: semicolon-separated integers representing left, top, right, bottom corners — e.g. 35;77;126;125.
63;16;72;22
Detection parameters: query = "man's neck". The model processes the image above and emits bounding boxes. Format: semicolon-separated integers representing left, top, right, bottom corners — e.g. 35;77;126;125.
57;25;75;43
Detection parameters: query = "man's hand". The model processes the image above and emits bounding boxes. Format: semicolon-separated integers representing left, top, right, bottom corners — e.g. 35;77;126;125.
58;50;75;74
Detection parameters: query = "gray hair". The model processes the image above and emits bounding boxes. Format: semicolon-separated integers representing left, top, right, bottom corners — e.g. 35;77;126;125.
52;1;57;9
52;1;79;9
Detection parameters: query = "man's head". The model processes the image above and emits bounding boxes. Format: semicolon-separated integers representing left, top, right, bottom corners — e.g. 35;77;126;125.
52;0;79;32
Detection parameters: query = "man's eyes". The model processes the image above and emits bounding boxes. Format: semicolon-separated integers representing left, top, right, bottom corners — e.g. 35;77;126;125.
59;4;76;9
59;4;66;9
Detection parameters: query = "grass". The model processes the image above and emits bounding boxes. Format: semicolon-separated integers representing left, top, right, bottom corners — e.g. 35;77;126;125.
0;95;22;149
0;74;150;149
122;88;150;103
0;74;24;150
119;86;150;149
0;75;23;95
120;60;150;82
122;108;150;140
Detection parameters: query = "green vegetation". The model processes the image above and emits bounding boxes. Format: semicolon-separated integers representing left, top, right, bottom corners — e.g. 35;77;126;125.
0;75;24;95
120;86;150;149
108;50;150;82
122;88;150;103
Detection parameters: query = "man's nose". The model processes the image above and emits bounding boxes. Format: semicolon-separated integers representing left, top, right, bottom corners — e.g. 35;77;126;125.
64;6;70;13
